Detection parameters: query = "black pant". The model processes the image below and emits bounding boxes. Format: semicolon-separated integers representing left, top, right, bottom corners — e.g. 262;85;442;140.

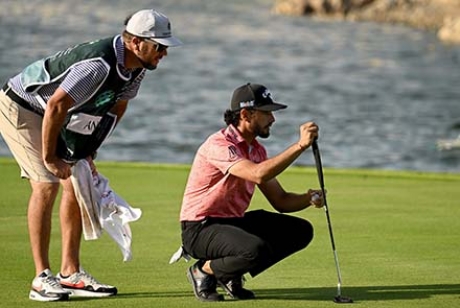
181;209;314;282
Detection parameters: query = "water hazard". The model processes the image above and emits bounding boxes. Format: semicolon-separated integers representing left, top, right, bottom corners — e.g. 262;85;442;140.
1;0;459;172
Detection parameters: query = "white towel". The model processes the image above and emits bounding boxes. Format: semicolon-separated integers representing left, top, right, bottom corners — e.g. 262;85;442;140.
71;160;142;261
71;160;103;240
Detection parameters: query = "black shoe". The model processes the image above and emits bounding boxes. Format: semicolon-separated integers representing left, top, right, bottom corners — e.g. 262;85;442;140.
218;277;255;300
186;261;224;302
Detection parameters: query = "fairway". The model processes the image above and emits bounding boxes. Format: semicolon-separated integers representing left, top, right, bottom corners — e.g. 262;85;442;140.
0;158;459;308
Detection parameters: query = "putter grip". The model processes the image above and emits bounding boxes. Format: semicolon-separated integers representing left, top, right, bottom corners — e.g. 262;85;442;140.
312;140;325;189
312;139;319;151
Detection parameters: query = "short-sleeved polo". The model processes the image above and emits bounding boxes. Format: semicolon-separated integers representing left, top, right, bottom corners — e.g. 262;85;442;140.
180;125;267;221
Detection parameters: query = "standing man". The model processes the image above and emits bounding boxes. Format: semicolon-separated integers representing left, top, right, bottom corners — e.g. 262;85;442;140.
180;83;324;302
0;9;182;302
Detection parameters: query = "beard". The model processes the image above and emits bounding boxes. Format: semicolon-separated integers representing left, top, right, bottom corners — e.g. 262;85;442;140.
138;57;157;71
255;124;271;139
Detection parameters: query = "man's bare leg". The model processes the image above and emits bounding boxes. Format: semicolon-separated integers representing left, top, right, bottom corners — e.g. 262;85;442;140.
59;178;81;276
28;181;60;276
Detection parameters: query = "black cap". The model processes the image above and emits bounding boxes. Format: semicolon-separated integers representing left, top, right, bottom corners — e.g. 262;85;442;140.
230;83;287;112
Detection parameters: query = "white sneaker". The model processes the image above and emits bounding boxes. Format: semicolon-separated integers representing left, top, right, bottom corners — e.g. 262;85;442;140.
57;269;117;297
29;269;70;302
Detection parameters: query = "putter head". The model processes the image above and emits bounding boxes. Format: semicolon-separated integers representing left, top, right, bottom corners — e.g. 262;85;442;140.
333;295;353;303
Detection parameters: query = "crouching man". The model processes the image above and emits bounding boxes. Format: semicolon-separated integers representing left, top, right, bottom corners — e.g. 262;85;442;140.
179;83;324;301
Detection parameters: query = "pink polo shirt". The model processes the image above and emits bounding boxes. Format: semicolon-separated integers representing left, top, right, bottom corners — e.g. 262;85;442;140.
180;125;267;221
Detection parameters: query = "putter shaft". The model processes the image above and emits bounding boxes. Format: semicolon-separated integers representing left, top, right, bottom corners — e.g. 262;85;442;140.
311;140;346;299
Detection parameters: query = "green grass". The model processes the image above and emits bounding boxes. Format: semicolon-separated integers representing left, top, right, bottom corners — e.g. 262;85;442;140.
0;157;459;307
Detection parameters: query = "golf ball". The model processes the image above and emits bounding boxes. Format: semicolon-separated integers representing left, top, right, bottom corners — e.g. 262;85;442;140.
312;194;320;202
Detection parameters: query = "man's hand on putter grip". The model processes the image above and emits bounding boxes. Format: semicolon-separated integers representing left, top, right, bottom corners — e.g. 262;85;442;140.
298;122;319;149
308;189;325;208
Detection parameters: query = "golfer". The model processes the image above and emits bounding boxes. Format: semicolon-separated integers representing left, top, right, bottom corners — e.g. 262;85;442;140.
0;9;181;302
180;83;325;301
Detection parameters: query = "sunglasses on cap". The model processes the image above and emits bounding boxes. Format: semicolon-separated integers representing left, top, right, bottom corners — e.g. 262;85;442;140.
144;38;168;52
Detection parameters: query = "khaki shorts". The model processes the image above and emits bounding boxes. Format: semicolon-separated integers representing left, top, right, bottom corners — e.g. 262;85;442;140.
0;90;59;183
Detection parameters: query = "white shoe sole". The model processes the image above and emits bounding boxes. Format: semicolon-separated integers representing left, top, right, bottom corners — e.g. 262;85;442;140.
29;290;70;302
65;288;117;297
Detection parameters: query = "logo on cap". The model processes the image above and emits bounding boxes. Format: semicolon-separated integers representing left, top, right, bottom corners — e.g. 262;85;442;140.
262;89;272;100
239;100;255;109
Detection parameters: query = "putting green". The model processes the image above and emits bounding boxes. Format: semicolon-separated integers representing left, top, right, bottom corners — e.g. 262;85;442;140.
0;158;458;308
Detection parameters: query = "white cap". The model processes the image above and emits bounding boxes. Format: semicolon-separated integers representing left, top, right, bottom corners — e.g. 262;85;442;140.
125;9;182;47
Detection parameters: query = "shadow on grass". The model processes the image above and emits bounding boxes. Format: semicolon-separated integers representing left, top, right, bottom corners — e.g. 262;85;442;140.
254;284;460;302
68;291;191;302
106;284;460;302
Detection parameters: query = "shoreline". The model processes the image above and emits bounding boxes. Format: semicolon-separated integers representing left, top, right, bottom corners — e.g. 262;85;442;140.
272;0;460;44
1;156;459;177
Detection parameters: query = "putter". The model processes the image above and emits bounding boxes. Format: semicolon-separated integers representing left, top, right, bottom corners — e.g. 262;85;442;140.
311;140;353;304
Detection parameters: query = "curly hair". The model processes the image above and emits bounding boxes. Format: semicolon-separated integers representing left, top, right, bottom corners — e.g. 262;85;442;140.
224;109;240;126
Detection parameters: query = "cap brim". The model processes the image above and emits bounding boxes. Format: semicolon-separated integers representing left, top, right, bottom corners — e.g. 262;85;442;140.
255;102;287;111
151;36;183;47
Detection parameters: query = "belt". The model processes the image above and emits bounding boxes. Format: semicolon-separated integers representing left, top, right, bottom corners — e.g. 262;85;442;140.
2;83;37;113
